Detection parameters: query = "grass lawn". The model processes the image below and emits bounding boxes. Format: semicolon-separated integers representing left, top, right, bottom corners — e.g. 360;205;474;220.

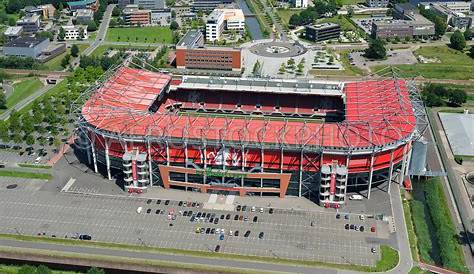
402;197;419;261
17;163;52;169
7;78;44;109
45;44;89;71
317;16;356;31
372;46;474;80
409;266;430;274
106;26;173;43
276;8;302;26
0;170;52;180
16;80;68;117
0;264;76;274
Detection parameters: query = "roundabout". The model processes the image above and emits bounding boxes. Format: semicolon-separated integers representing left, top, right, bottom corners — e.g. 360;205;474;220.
248;40;307;58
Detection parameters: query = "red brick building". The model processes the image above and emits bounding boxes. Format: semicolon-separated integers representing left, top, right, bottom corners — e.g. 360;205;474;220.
175;30;241;71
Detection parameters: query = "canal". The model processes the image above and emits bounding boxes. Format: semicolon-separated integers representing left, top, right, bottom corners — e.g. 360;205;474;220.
237;0;263;40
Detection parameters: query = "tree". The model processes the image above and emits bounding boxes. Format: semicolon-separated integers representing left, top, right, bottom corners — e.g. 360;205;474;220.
61;54;71;68
112;6;122;17
6;0;22;14
0;91;6;109
35;265;52;274
464;28;473;41
470;46;474;59
18;265;36;274
21;114;34;135
364;38;386;60
289;14;302;27
347;6;354;18
278;63;285;74
433;16;446;38
449;30;466;51
8;16;15;26
78;27;85;40
25;134;35;146
87;21;98;32
424;92;443;107
36;31;53;41
71;44;79;57
447;89;467;106
0;120;9;141
57;27;65;41
170;21;179;30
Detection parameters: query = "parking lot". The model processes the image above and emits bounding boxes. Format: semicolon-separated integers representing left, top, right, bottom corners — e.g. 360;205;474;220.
0;149;50;164
0;188;383;266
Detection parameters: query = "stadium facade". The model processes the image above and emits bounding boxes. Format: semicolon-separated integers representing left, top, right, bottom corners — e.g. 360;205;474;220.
76;66;426;207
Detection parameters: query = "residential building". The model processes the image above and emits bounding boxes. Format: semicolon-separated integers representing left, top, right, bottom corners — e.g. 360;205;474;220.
62;25;89;40
206;9;225;41
305;23;341;42
293;0;308;8
3;36;50;58
4;26;23;40
67;0;100;12
366;0;389;7
74;8;94;24
176;30;242;71
217;8;245;31
123;5;151;25
192;0;234;11
135;0;165;9
151;9;172;25
16;14;41;34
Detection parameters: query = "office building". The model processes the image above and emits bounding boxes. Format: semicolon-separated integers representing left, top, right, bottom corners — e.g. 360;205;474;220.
151;9;172;25
366;0;389;7
192;0;234;11
62;25;89;40
217;8;245;31
305;23;341;42
293;0;308;7
206;9;225;41
123;5;151;25
135;0;165;9
74;9;94;24
4;26;23;40
3;36;50;58
16;14;41;34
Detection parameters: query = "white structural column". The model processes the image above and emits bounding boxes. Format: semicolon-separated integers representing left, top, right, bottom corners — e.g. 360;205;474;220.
104;138;112;180
399;145;408;185
404;142;412;177
90;135;98;173
222;144;226;184
367;153;375;200
203;145;207;184
387;149;395;194
147;139;153;187
241;145;245;187
280;148;284;173
344;155;350;200
260;147;264;196
184;142;188;184
165;141;170;166
298;150;303;197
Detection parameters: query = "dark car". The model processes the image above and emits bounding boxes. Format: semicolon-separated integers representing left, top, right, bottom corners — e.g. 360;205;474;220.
350;224;355;230
226;214;231;220
215;245;220;252
146;208;151;214
345;223;350;230
213;218;218;224
156;209;161;214
190;216;195;222
336;214;341;219
244;230;251;237
258;232;264;239
156;199;161;204
192;202;196;207
196;212;202;218
146;199;152;204
165;200;170;205
234;215;239;220
178;201;183;206
220;214;225;219
234;230;239;236
211;228;215;234
253;216;258;222
188;210;193;216
242;205;247;211
269;208;274;214
183;211;188;216
209;217;214;223
344;214;349;220
79;234;92;240
236;205;241;211
211;213;216;218
206;213;211;218
360;226;365;232
205;228;211;234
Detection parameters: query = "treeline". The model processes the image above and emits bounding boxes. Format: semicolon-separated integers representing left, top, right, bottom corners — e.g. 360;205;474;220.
419;7;447;38
4;264;105;274
79;52;125;71
424;179;468;273
0;56;44;70
421;83;467;107
5;0;66;14
288;0;338;27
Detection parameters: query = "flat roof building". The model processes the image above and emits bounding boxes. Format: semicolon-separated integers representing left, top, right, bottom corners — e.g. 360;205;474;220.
123;5;151;26
74;8;94;24
4;26;23;40
217;8;245;31
366;0;389;7
305;23;341;42
62;25;88;40
67;0;100;12
16;14;40;34
135;0;165;9
293;0;308;8
176;30;242;71
206;9;225;41
192;0;234;11
3;36;50;58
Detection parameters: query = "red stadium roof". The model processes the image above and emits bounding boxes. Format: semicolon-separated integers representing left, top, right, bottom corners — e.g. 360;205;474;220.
81;67;416;150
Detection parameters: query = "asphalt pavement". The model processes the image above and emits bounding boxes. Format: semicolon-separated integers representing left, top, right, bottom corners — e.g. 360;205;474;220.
83;4;115;57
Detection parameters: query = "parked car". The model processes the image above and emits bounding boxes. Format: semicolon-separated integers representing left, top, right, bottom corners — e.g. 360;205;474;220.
226;214;231;220
345;223;350;230
146;199;152;204
253;216;258;222
79;234;92;240
165;200;170;205
220;214;225;219
234;215;239;220
360;226;365;232
371;247;376;253
236;205;241;211
156;199;161;204
258;232;264;239
136;207;143;214
349;194;363;200
215;245;220;252
242;205;247;211
269;208;274;214
371;225;376;232
178;201;183;206
146;208;151;214
244;230;251;237
234;230;239;236
336;214;341;219
214;218;218;224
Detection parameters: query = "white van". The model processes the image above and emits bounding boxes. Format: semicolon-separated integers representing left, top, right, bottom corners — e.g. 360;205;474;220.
349;194;363;200
34;157;42;164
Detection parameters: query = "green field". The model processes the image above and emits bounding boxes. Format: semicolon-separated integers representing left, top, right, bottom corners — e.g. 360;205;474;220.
276;8;302;27
45;44;89;71
6;78;44;109
372;46;474;80
317;16;356;31
106;27;173;43
335;0;365;4
0;170;52;180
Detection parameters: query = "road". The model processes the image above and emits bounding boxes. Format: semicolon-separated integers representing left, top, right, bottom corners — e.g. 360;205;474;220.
2;81;13;98
82;4;115;57
0;82;59;121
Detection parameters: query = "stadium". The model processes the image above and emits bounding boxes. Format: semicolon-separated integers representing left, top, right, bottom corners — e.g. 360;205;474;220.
75;66;426;207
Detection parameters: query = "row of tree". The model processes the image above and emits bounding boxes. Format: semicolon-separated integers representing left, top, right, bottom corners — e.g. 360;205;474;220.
421;83;467;107
15;264;104;274
0;56;43;70
288;0;338;27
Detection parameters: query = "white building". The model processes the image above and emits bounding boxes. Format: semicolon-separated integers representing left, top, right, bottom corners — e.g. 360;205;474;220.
217;8;245;31
293;0;308;8
4;26;23;40
62;25;88;40
420;1;471;14
206;9;225;41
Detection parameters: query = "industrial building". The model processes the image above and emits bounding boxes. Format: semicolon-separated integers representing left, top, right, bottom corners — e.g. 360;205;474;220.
304;23;341;42
3;36;50;58
428;3;473;29
75;65;426;207
175;30;242;71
